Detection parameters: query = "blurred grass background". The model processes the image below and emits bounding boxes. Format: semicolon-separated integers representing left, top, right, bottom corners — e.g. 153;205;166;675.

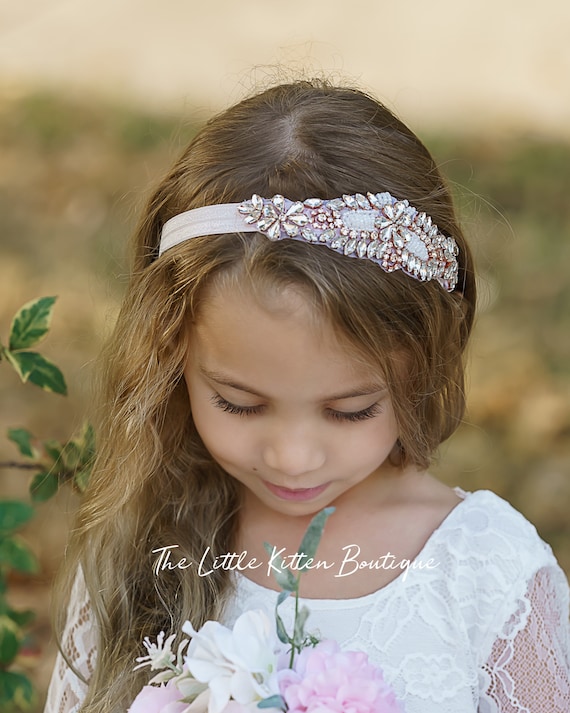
1;91;569;709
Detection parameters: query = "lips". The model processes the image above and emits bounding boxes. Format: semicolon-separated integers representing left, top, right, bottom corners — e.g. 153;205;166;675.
263;481;329;501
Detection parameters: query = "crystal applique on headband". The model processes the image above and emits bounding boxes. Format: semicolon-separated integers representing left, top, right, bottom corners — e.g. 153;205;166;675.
159;192;459;291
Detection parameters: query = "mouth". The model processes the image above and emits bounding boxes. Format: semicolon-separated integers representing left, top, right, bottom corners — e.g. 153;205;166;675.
263;481;330;502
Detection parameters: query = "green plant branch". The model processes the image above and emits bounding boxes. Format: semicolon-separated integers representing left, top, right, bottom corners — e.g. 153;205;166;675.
0;462;44;471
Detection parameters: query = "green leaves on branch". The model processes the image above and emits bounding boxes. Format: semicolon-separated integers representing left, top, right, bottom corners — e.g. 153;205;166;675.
265;507;335;663
0;669;35;711
0;506;38;706
7;423;95;500
0;296;91;711
0;504;34;534
8;297;55;351
0;297;66;395
296;507;335;571
0;537;38;576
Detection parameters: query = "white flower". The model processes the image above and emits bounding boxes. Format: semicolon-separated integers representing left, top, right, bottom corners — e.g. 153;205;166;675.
182;610;281;713
134;631;189;680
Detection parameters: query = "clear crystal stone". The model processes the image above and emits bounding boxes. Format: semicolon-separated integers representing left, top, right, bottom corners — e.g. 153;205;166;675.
330;235;347;249
393;202;406;220
342;194;357;209
394;232;406;248
288;213;308;226
286;201;304;215
328;198;346;211
267;222;281;240
344;238;357;255
320;229;335;243
263;203;279;219
355;193;370;209
357;239;368;257
272;195;285;210
284;223;299;237
367;192;380;208
367;240;379;258
301;228;318;243
304;198;322;208
381;224;394;241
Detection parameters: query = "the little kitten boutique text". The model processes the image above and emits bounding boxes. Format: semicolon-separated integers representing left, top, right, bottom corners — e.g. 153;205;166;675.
152;544;438;582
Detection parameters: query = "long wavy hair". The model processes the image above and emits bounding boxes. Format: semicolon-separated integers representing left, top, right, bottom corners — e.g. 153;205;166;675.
55;80;476;712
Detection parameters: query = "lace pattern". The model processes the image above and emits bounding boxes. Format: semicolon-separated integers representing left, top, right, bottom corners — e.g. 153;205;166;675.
44;570;96;713
43;490;570;713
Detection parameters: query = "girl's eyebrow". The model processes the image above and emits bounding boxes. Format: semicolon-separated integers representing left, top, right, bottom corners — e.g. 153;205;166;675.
199;366;386;401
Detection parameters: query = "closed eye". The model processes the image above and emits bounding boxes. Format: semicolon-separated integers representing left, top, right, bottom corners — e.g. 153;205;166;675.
210;394;383;422
326;403;383;422
210;394;263;416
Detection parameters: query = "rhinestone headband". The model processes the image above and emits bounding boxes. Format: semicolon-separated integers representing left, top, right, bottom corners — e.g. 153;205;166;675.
159;192;459;291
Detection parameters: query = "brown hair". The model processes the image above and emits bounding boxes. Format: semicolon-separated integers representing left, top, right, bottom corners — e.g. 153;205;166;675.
58;80;475;712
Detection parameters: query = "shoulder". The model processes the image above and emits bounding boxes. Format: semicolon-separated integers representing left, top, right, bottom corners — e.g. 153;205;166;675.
430;488;560;589
427;489;569;655
444;488;555;564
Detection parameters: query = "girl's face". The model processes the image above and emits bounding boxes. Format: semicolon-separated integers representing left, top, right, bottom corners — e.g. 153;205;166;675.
184;284;401;517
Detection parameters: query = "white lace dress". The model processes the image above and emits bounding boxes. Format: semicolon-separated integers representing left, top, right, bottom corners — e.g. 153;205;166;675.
45;489;570;712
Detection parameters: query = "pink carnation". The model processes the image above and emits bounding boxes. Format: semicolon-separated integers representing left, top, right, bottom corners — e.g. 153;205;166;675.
129;680;188;713
278;640;402;713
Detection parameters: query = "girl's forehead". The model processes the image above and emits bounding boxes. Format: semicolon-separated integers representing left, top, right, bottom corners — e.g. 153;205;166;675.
190;282;385;385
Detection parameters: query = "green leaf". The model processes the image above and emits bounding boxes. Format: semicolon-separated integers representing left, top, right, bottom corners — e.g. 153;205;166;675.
29;472;59;503
257;695;286;710
263;542;297;591
9;296;57;350
274;610;290;645
0;669;35;710
0;502;34;533
293;605;310;645
296;507;335;571
4;351;67;394
0;536;38;574
6;429;36;460
61;441;81;470
7;609;35;628
276;589;291;607
74;469;91;493
81;422;96;454
0;616;21;666
42;439;63;465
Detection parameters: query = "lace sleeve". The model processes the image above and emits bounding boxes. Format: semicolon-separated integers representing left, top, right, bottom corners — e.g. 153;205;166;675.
44;569;98;713
480;566;570;712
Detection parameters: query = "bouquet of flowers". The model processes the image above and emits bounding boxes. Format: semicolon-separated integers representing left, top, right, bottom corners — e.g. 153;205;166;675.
130;508;402;713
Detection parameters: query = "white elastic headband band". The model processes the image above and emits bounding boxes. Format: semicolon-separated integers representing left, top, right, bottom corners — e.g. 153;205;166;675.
159;192;459;291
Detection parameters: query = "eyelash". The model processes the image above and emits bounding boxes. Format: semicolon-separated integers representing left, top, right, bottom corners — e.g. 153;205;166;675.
209;394;383;422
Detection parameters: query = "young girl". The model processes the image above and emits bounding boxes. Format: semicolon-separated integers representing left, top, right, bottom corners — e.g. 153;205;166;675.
45;80;569;713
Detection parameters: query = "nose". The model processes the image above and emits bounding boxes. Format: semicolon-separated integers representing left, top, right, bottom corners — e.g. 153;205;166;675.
262;423;326;478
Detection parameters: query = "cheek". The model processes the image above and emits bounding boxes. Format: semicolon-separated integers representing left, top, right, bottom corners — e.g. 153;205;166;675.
190;396;249;464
